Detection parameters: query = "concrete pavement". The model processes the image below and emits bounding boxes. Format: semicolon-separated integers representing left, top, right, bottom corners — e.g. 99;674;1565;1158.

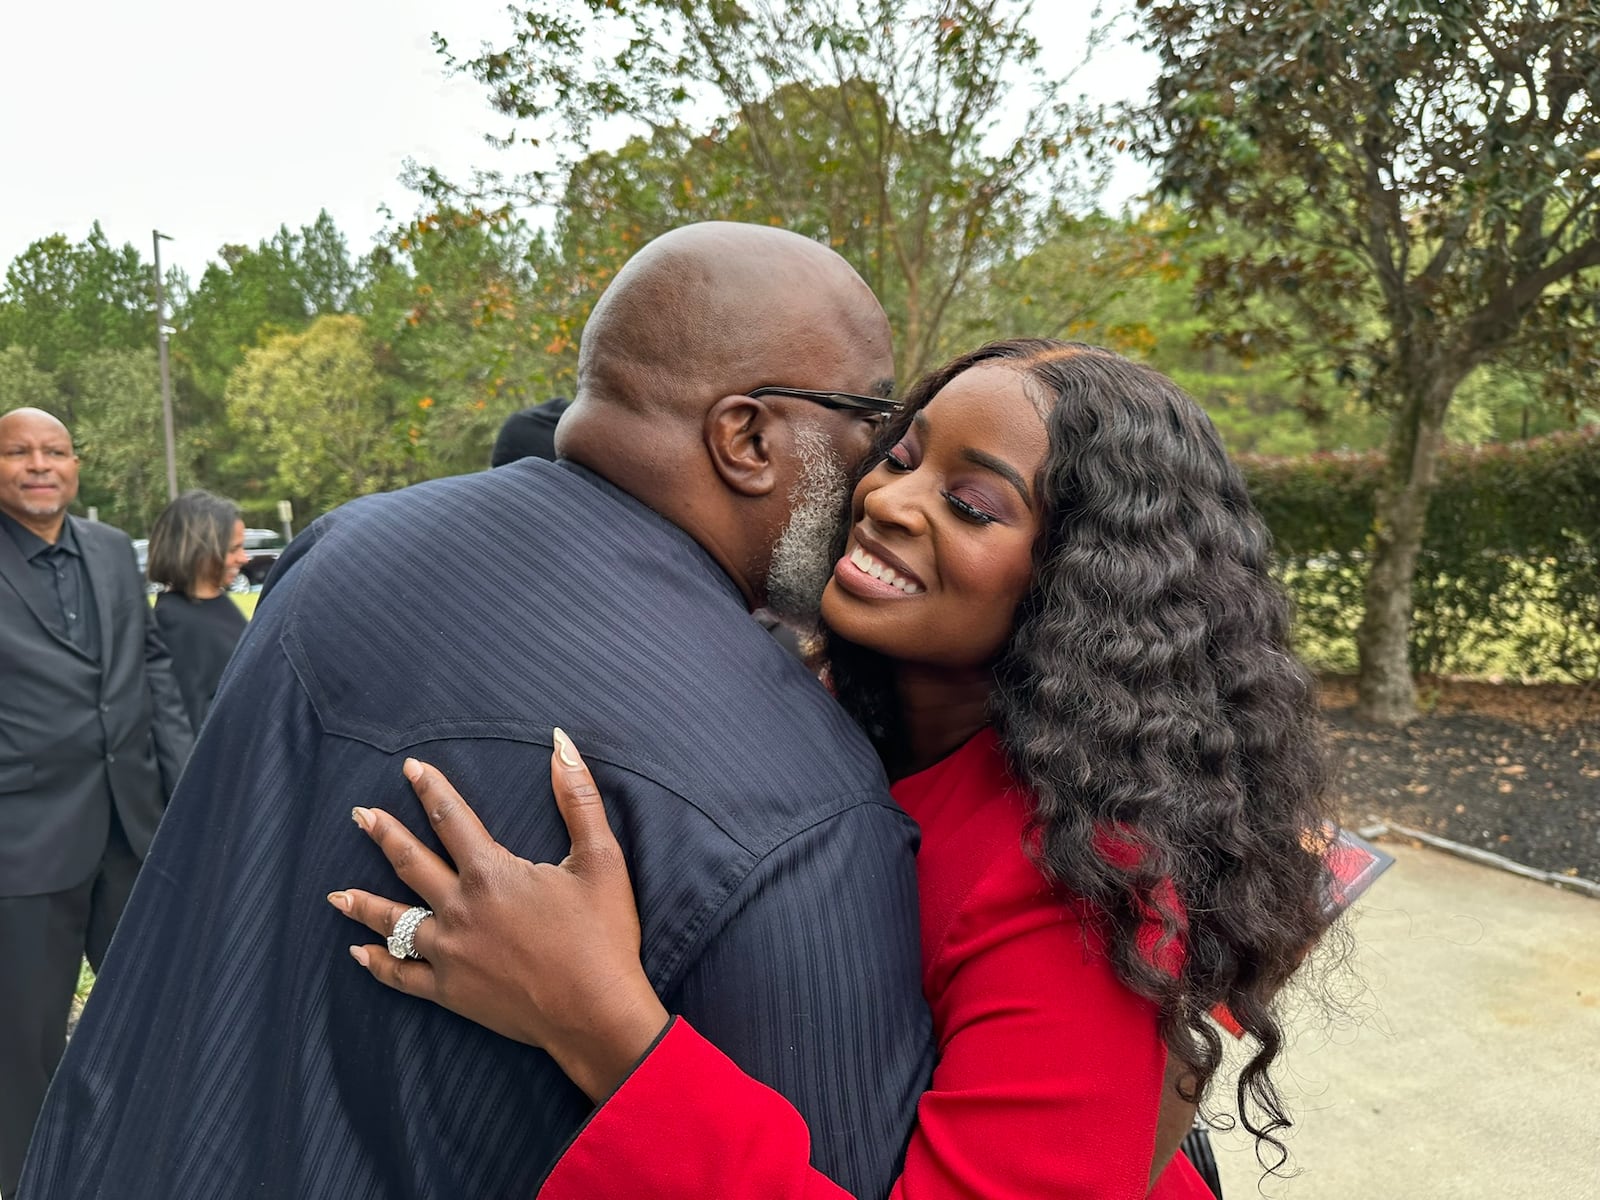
1206;841;1600;1199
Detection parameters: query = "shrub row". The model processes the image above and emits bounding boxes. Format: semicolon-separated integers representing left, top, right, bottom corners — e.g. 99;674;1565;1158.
1240;426;1600;681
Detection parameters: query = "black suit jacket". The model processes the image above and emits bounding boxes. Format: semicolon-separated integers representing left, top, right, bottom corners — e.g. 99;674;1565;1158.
23;462;931;1200
0;515;193;896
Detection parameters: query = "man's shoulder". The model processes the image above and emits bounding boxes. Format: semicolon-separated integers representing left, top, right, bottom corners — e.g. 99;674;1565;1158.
642;671;901;855
303;463;643;556
70;515;134;554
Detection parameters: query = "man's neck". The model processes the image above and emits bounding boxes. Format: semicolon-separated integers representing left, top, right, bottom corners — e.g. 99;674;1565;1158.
1;508;66;545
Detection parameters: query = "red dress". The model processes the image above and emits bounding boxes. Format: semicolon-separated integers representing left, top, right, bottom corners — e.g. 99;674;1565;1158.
541;728;1213;1198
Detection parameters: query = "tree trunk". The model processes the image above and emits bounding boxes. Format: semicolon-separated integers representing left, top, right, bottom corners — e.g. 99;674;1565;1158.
1354;375;1458;724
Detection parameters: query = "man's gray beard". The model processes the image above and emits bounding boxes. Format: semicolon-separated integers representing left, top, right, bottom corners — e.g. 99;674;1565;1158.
766;425;850;627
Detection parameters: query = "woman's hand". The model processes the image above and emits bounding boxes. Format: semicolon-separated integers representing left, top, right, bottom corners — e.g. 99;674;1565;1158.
328;727;670;1101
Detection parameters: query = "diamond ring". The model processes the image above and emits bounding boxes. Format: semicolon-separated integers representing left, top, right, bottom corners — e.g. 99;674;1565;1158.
387;906;433;961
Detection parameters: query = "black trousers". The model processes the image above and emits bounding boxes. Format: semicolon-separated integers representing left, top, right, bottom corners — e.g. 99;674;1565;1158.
0;816;140;1199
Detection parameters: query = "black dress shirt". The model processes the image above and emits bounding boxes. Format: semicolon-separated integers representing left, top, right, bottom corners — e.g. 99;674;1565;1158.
0;511;101;660
23;460;932;1200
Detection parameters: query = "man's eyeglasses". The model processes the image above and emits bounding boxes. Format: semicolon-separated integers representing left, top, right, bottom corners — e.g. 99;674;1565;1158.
747;386;900;417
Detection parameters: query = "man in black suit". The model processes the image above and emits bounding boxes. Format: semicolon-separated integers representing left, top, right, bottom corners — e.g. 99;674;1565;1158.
0;407;193;1197
22;224;929;1199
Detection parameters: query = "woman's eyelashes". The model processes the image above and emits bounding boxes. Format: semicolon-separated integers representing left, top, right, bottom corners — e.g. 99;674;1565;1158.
880;444;1001;526
945;492;998;524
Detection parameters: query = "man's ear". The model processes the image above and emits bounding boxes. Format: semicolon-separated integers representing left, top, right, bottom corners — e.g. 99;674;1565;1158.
704;394;782;497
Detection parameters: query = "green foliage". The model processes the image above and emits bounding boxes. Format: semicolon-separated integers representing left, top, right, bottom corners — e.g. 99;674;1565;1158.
1245;428;1600;681
1139;1;1600;405
1138;0;1600;717
175;211;359;404
72;349;177;533
0;225;154;376
985;209;1576;458
0;346;61;417
366;207;558;478
432;0;1109;382
225;315;414;519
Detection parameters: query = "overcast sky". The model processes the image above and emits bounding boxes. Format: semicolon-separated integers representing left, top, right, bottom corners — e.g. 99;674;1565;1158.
0;1;1156;283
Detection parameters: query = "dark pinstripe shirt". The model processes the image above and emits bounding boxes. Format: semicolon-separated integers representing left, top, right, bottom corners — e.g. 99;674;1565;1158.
23;461;932;1200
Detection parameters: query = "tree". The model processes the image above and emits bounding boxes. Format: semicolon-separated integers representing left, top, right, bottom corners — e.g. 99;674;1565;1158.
225;315;413;517
366;206;557;477
1138;0;1600;722
0;225;154;377
72;349;174;534
176;212;360;397
174;212;364;501
0;347;62;417
430;0;1107;383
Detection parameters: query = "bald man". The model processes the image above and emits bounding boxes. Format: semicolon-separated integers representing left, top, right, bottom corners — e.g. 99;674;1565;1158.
0;408;193;1197
21;225;931;1200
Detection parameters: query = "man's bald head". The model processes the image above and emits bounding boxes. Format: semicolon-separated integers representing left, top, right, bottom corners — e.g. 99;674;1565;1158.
0;407;70;442
0;407;80;541
554;222;894;613
559;223;892;455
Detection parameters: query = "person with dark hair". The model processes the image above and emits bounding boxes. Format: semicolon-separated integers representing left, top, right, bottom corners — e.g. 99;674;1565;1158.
19;223;929;1200
146;489;250;731
490;396;571;467
0;408;193;1199
331;340;1340;1198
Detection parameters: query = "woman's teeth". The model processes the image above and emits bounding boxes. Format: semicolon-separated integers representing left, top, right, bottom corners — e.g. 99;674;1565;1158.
850;547;922;594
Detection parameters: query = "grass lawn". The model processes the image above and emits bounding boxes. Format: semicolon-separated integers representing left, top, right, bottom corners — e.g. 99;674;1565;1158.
146;591;260;618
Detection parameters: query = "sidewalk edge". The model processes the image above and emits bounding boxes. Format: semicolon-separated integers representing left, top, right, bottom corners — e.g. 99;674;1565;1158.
1359;821;1600;901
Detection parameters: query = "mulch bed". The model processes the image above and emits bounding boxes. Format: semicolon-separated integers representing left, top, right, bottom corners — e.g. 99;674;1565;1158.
1320;675;1600;885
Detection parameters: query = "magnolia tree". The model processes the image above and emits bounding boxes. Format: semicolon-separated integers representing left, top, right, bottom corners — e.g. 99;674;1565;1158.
1137;0;1600;723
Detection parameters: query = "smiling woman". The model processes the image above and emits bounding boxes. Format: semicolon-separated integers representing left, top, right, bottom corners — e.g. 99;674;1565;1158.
825;364;1048;675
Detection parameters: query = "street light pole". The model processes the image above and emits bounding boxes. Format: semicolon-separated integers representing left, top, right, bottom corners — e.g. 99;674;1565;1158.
152;229;178;501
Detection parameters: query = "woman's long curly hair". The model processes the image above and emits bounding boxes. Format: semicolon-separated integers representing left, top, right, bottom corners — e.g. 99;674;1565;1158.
827;338;1338;1164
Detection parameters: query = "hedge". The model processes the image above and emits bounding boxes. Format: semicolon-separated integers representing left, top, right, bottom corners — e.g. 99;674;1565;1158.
1240;426;1600;682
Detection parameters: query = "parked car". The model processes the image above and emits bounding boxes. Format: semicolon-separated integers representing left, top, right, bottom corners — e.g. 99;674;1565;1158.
232;528;287;592
132;537;156;594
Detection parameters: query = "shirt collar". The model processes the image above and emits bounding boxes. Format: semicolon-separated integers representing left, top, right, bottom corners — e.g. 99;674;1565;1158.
0;509;80;561
553;460;746;608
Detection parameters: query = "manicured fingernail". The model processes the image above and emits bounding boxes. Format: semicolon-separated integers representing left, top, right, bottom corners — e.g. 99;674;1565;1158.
553;727;580;768
327;891;351;912
402;758;423;782
352;807;373;832
349;946;370;967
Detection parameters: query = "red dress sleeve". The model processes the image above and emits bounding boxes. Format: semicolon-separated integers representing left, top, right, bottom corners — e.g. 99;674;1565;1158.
539;833;1214;1200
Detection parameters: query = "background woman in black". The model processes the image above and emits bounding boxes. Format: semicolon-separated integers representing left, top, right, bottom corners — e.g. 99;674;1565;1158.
146;489;249;730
